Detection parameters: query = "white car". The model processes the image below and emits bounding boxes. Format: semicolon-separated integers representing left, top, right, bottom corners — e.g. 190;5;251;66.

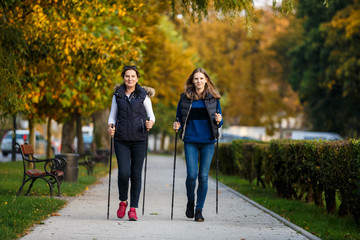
288;131;343;140
1;130;52;156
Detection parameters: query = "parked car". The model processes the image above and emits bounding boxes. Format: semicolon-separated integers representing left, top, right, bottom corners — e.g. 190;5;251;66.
1;130;53;156
288;131;343;141
74;132;94;152
219;133;256;143
83;134;93;152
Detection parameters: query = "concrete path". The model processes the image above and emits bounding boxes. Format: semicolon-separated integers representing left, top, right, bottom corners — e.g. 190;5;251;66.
21;155;319;240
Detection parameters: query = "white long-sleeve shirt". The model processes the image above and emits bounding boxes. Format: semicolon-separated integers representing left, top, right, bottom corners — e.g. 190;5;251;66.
108;95;155;125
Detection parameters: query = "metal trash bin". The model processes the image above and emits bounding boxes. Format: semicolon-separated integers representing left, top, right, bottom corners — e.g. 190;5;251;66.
56;153;79;182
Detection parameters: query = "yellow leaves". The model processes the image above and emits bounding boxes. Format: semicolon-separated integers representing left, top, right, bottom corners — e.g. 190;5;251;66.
67;55;72;63
3;0;143;120
118;8;127;17
89;100;95;108
25;103;31;111
32;94;40;103
327;80;336;90
75;40;81;49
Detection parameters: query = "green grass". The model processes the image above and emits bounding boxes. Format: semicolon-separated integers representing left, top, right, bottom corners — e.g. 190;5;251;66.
216;174;360;240
0;158;114;240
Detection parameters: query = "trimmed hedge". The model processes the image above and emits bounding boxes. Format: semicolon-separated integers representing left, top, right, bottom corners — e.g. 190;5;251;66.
213;139;360;224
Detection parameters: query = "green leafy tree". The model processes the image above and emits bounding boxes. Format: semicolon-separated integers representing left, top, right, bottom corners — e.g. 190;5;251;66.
288;0;356;137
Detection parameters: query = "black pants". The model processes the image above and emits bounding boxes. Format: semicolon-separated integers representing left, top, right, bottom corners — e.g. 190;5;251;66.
114;140;146;208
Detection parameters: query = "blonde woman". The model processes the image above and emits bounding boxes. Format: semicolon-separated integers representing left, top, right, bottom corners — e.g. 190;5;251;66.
173;67;223;222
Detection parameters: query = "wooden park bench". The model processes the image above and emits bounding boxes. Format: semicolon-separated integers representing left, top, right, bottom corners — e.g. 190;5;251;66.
15;143;67;197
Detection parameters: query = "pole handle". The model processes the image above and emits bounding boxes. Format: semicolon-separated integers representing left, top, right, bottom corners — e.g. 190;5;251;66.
146;117;151;131
216;109;220;126
175;117;179;133
110;123;114;138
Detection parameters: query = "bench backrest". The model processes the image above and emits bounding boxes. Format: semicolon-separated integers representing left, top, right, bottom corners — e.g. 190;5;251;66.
21;144;35;155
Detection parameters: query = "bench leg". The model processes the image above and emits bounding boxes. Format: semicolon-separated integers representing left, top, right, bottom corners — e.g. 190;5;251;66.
17;178;32;196
56;179;61;197
48;175;62;197
44;177;55;197
25;178;37;196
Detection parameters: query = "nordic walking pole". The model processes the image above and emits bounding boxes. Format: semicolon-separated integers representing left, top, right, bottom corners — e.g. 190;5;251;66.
107;124;114;220
216;110;220;214
142;117;150;216
171;118;179;220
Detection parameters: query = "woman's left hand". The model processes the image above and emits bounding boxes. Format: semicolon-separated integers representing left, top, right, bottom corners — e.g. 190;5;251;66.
146;120;154;130
215;113;222;124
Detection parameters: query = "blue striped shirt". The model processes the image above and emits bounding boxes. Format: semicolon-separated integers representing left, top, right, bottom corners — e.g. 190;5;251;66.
176;99;223;143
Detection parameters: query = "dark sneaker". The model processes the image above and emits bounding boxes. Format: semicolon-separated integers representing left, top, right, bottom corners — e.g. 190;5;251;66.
185;201;195;218
195;209;204;222
128;207;138;221
117;201;128;218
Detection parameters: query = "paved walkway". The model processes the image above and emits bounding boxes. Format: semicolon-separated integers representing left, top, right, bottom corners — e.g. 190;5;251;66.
21;155;319;240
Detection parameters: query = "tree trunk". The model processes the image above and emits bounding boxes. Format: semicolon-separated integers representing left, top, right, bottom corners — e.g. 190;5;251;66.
153;133;158;152
61;113;76;153
76;111;84;154
160;131;166;153
11;115;16;162
28;119;36;146
338;189;350;216
311;179;324;207
46;117;52;158
325;189;336;213
28;119;36;168
92;109;110;149
305;184;314;203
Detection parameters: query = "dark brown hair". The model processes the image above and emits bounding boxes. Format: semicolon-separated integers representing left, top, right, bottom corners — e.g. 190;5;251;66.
121;66;140;78
184;67;220;100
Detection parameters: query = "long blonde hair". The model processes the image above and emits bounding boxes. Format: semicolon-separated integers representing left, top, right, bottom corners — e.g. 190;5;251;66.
184;68;220;100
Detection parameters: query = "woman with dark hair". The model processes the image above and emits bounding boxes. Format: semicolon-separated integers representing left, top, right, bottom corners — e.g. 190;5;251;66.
173;67;223;222
108;66;155;221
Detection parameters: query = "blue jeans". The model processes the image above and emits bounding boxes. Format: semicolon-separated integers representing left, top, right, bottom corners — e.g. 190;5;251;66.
184;142;215;211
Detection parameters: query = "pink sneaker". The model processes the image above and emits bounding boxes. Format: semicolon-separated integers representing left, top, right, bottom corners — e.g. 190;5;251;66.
117;201;128;218
128;207;138;221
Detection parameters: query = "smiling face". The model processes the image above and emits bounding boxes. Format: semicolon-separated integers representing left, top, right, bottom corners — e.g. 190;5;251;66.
123;69;138;89
192;72;208;93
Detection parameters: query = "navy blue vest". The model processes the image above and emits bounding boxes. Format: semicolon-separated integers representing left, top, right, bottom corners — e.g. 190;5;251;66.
114;83;147;141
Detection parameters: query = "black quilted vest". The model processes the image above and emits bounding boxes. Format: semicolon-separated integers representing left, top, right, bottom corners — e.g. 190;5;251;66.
179;92;219;139
114;83;147;141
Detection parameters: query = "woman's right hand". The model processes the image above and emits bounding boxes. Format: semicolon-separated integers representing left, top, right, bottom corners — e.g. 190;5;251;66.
173;121;180;132
108;124;115;137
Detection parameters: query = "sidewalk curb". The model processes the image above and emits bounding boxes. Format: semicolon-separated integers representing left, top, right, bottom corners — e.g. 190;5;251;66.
216;181;321;240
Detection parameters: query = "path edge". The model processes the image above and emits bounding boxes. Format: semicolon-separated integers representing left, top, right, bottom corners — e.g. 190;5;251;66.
215;180;321;240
